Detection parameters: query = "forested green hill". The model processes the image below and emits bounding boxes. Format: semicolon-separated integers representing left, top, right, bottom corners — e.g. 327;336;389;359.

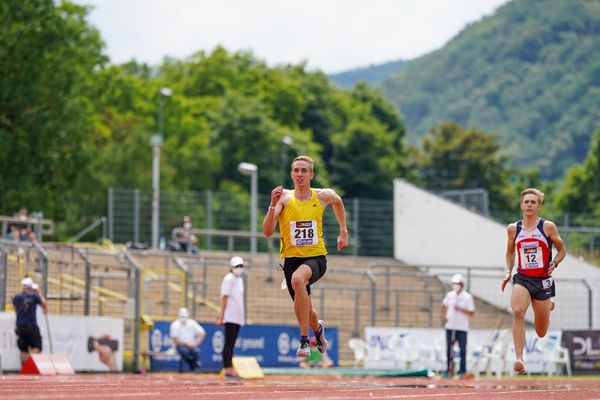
382;0;600;179
329;60;407;88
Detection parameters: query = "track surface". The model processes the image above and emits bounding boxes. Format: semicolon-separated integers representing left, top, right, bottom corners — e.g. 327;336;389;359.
1;373;599;399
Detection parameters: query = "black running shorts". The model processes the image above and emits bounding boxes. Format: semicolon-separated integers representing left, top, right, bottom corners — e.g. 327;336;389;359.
16;324;42;352
283;255;327;300
513;273;556;300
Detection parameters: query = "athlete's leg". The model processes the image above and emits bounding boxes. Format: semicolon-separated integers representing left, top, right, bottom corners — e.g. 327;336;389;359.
531;298;552;338
307;295;319;333
511;284;531;365
291;264;313;336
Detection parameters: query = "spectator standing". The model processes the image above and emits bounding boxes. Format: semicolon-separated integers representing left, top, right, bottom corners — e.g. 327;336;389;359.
12;277;47;364
441;273;475;378
217;256;245;378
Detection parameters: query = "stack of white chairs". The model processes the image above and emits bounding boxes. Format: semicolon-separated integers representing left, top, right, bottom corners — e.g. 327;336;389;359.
387;334;422;370
432;337;449;373
474;330;516;379
419;337;445;373
348;338;382;368
348;338;368;367
536;336;572;377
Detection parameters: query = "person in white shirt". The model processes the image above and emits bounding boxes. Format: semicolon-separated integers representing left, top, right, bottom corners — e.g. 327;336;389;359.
441;273;475;377
170;307;206;371
217;256;246;378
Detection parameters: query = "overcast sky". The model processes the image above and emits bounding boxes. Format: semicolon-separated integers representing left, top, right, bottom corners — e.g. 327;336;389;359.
80;0;510;74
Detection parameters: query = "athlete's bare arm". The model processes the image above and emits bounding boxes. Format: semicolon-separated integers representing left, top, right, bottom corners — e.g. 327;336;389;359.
263;187;290;237
543;220;567;275
316;188;348;251
502;223;517;292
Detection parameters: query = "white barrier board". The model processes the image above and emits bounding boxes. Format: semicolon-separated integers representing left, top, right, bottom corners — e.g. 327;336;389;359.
0;312;123;371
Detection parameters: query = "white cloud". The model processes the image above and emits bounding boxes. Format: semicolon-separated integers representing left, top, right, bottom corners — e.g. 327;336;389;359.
81;0;509;73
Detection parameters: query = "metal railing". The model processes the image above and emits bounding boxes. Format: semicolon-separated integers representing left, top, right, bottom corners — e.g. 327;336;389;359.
0;245;6;311
0;215;54;241
107;188;395;257
1;242;598;368
69;217;107;242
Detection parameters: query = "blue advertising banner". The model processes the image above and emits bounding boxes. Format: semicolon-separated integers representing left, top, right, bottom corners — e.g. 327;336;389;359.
148;322;338;372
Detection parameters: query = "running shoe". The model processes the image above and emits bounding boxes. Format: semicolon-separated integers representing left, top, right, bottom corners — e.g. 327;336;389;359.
296;341;311;358
315;320;328;353
514;358;526;374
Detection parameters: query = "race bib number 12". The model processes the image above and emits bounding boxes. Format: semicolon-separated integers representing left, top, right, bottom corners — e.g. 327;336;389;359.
290;220;318;246
520;242;541;269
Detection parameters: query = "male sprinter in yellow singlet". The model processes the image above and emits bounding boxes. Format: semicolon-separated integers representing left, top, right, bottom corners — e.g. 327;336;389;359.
263;155;348;357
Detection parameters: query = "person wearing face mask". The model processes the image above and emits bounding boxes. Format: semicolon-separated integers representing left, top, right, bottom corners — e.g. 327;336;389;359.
174;216;199;253
169;307;205;372
441;273;475;378
217;256;246;378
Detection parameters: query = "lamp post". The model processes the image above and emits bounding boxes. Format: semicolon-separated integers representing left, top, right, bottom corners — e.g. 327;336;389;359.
238;162;258;259
151;87;173;250
279;136;293;187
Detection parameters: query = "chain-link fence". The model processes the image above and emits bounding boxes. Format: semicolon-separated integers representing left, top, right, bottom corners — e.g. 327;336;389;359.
106;188;600;263
107;188;394;257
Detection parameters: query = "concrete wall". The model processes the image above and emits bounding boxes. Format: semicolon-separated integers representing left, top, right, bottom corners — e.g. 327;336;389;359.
394;179;600;329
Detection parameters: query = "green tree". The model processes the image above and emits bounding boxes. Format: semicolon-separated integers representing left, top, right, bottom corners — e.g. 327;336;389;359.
418;121;512;210
0;0;106;231
329;83;407;198
557;127;600;214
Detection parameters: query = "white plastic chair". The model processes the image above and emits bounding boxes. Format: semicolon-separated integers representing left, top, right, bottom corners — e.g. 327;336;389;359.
537;336;572;377
421;338;444;373
476;331;515;379
387;334;421;370
433;337;447;373
348;338;369;367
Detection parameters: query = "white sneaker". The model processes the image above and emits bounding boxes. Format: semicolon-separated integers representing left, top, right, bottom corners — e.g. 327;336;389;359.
296;341;311;358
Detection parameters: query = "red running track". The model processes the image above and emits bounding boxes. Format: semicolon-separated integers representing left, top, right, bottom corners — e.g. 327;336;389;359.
0;373;599;400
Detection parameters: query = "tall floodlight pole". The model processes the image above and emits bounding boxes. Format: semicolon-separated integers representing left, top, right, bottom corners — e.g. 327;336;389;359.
151;87;173;249
238;162;258;259
279;136;293;187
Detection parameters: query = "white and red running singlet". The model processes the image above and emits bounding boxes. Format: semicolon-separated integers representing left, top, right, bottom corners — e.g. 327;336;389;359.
514;219;553;278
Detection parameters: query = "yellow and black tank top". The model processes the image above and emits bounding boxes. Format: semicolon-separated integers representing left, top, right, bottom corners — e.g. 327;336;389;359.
279;189;327;258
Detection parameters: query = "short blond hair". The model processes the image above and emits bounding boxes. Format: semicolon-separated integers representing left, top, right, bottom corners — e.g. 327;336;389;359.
291;155;314;171
520;188;544;204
